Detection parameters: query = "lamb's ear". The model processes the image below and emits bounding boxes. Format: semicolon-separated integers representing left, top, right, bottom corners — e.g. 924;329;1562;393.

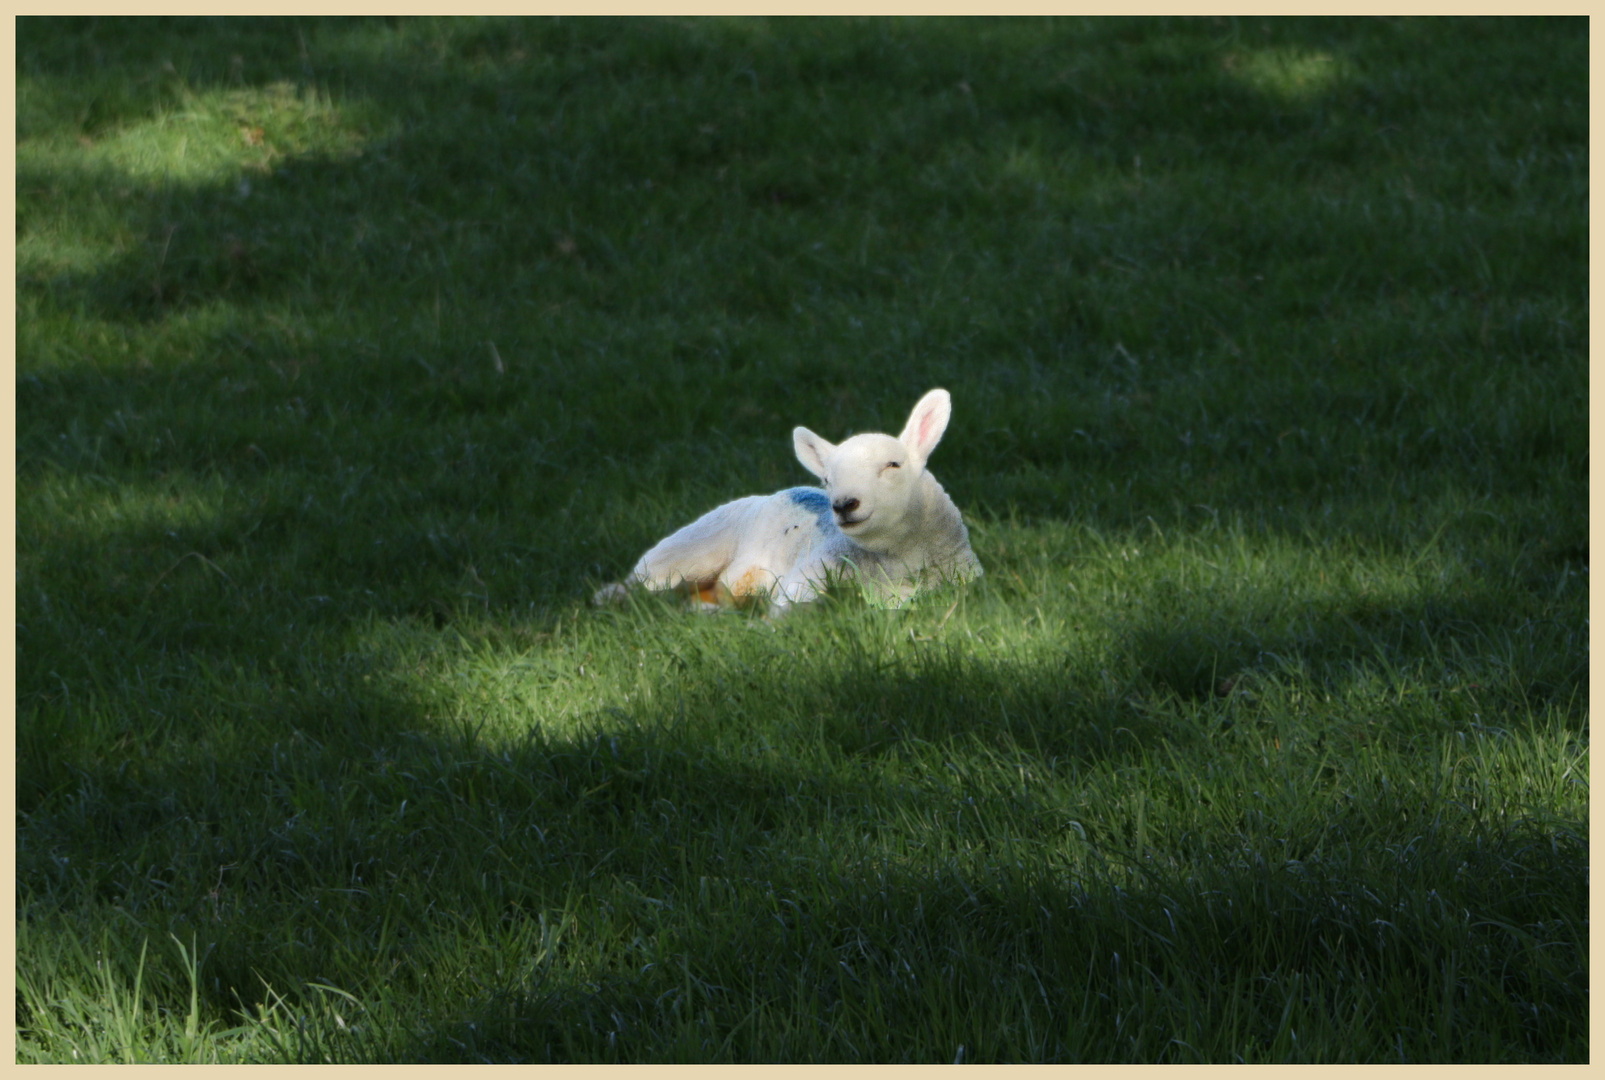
898;389;952;472
793;426;834;480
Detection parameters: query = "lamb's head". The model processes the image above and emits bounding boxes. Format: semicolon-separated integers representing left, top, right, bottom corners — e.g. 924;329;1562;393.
793;389;952;547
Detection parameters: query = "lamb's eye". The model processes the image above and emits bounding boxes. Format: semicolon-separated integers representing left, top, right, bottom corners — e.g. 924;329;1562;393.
882;461;901;472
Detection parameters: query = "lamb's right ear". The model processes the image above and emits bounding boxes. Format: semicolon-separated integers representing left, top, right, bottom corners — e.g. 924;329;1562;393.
793;426;834;480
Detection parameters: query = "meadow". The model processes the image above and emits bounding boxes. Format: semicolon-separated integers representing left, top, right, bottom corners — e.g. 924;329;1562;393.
14;16;1588;1062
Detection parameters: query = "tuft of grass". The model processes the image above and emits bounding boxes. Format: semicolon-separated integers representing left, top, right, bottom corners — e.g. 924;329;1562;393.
17;16;1586;1063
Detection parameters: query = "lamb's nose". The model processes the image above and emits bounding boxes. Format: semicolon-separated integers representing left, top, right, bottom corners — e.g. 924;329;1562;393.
833;497;860;516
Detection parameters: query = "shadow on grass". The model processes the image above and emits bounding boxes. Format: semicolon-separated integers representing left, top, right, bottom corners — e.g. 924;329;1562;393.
19;16;1589;558
23;16;1585;335
18;15;1587;573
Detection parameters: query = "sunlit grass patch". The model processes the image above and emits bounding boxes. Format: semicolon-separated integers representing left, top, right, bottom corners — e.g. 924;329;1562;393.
1223;46;1354;101
18;73;375;300
18;69;369;176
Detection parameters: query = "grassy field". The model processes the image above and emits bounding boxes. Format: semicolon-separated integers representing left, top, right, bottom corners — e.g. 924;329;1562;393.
14;16;1588;1063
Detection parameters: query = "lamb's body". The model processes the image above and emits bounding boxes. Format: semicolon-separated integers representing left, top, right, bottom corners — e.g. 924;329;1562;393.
596;389;982;614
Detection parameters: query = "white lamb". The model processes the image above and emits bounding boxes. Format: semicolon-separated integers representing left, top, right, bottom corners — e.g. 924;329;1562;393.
593;388;983;614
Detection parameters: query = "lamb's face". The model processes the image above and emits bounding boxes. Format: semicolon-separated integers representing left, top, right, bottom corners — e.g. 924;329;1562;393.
813;432;916;541
793;389;953;547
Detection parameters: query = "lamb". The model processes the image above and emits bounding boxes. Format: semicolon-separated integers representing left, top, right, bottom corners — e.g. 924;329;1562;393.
593;388;982;614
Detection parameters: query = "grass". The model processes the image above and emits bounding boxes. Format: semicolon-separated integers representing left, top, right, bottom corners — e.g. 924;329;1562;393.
14;15;1587;1063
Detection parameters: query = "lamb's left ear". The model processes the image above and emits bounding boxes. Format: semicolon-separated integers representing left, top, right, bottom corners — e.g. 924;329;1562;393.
898;388;952;473
794;426;835;480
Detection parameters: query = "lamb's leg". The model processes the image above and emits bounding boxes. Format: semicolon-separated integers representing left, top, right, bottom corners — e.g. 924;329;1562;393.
766;553;838;616
594;497;759;606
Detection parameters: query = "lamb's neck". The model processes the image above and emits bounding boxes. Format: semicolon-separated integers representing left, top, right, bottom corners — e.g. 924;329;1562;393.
914;472;969;557
849;471;965;568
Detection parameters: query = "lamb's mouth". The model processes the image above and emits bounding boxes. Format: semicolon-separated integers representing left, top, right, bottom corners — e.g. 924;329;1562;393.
837;511;871;529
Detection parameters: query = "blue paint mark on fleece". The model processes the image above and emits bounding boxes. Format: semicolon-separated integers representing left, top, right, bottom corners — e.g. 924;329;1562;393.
786;487;832;517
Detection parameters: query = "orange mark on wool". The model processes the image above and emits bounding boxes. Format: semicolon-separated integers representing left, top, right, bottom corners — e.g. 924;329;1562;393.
729;567;772;598
680;569;770;609
693;580;735;606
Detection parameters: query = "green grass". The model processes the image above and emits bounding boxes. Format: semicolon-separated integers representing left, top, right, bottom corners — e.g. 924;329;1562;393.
15;15;1587;1063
